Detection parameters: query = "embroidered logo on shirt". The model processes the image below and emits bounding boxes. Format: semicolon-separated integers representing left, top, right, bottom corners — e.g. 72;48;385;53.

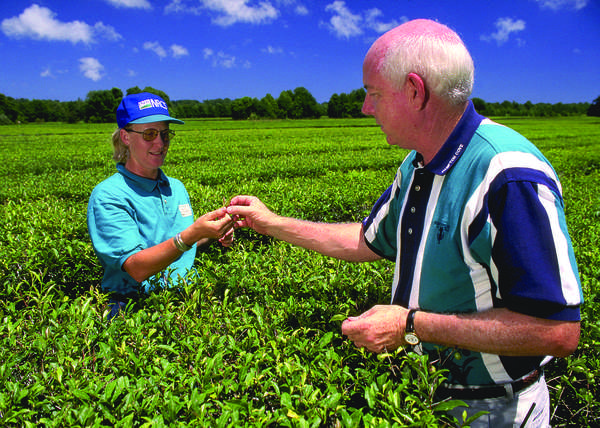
434;221;449;243
179;204;193;217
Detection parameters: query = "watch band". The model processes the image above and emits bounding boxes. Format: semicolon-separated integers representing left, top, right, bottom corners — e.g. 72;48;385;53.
404;309;420;346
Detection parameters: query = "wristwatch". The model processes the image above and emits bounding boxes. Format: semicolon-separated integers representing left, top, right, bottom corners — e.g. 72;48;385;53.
404;309;420;346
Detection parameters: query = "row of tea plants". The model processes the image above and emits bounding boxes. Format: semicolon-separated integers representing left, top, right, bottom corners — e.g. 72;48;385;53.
0;117;598;426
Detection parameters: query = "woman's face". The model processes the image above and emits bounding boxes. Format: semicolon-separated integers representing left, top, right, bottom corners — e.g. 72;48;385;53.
121;121;170;179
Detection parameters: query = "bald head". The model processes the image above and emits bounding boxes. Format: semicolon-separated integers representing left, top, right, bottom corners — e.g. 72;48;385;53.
364;19;474;105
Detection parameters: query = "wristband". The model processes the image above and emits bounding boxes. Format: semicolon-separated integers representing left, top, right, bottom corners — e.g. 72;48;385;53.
404;309;420;346
173;232;192;252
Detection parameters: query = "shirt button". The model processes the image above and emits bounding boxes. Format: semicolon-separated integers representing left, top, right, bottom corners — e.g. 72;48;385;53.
410;207;416;213
408;228;413;235
415;185;421;191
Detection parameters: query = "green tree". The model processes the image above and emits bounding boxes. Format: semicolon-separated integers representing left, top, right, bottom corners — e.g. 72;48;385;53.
327;93;343;118
63;100;85;123
472;98;487;115
327;89;364;118
231;97;258;120
84;88;123;123
126;86;143;95
347;88;365;117
203;98;232;117
292;87;321;119
0;93;19;123
257;93;279;119
587;96;600;117
172;100;203;118
277;90;294;119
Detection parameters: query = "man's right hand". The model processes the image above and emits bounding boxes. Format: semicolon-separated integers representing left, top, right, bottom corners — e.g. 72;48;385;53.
226;195;277;235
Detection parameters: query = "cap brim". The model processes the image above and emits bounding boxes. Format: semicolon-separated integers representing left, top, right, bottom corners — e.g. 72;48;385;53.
129;114;184;125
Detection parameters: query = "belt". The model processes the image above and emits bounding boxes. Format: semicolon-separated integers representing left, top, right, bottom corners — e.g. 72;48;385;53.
435;369;542;400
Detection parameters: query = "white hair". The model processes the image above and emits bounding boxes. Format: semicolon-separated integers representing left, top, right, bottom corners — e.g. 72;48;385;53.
381;24;474;105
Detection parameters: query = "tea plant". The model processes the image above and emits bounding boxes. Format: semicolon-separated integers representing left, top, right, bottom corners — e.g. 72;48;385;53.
0;117;598;426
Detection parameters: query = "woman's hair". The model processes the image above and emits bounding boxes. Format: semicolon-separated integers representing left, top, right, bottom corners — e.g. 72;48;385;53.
112;128;128;163
381;21;474;105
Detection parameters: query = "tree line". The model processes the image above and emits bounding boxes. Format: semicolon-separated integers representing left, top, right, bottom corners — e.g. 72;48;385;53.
0;86;597;125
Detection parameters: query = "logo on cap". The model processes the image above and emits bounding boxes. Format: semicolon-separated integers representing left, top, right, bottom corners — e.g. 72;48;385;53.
138;98;168;111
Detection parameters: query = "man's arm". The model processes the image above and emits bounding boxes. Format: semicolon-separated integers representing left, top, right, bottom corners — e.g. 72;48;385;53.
227;195;381;262
341;305;580;357
417;307;580;358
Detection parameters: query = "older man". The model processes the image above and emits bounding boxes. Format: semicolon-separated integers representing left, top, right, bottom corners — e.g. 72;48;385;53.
227;19;582;427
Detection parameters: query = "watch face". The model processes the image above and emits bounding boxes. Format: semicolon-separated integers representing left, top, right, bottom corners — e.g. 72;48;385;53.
405;332;420;345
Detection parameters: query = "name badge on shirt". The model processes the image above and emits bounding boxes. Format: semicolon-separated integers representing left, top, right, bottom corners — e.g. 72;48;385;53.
179;204;193;217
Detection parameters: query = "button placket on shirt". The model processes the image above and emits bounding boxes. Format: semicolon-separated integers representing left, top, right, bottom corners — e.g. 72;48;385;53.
407;170;427;235
393;167;435;304
156;181;169;215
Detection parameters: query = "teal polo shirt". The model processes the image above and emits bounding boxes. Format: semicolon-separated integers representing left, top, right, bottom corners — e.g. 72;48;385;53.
87;163;195;295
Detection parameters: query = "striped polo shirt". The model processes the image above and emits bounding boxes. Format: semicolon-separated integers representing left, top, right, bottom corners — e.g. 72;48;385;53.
362;101;583;386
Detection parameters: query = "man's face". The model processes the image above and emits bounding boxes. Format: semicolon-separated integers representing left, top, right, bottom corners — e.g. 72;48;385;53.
361;59;412;149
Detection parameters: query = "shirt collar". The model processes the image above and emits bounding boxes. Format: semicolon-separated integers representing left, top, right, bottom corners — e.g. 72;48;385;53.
418;101;484;175
116;163;169;192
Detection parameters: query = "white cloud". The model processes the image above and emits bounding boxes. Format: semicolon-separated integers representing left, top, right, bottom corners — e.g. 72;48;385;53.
41;67;68;78
364;8;403;34
323;1;402;39
144;41;189;59
171;44;189;58
262;45;283;54
165;0;198;14
104;0;152;9
79;57;105;81
1;4;121;44
481;17;526;45
93;22;123;41
144;41;168;58
215;52;236;68
166;0;279;25
205;0;279;26
203;48;243;68
534;0;588;10
324;1;362;38
295;4;309;15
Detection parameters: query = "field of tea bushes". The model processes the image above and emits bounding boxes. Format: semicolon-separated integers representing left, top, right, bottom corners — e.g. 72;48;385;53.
0;117;598;427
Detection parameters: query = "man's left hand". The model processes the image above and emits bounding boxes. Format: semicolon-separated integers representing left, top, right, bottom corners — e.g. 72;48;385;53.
341;305;408;353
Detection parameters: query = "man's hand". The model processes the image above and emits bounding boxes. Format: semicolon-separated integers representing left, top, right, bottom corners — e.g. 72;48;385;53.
341;305;408;353
226;195;278;235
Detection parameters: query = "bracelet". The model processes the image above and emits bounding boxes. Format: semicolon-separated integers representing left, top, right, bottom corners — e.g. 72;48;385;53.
173;232;192;252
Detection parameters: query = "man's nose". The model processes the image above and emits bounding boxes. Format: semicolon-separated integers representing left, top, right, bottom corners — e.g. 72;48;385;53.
362;98;374;116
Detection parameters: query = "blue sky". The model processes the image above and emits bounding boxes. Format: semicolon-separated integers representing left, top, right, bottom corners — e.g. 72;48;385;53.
1;0;598;104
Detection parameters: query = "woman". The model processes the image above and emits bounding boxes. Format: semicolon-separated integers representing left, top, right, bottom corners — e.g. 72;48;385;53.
87;92;233;318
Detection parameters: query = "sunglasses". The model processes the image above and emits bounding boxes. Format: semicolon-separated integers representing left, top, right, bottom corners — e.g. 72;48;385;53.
125;128;175;143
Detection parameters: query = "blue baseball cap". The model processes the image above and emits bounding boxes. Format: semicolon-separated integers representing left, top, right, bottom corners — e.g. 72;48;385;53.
116;92;184;129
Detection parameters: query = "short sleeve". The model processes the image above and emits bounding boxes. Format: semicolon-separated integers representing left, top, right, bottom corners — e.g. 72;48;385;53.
488;179;582;321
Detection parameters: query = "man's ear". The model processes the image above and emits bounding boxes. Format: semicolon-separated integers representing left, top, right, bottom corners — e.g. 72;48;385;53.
405;72;428;110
